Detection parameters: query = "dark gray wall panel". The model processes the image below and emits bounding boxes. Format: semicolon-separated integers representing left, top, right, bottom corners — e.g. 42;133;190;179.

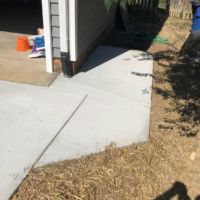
50;0;58;3
52;37;60;48
51;3;59;15
50;0;60;58
51;15;60;27
53;48;61;58
52;26;60;37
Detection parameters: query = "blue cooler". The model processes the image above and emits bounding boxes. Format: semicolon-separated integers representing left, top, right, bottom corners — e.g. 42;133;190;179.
191;2;200;31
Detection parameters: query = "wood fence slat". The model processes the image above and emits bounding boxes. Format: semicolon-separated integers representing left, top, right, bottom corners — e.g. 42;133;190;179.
129;0;192;19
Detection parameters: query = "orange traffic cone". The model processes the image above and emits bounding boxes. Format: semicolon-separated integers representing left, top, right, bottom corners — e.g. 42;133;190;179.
16;36;31;52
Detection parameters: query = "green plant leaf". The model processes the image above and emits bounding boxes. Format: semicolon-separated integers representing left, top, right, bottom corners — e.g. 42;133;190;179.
119;0;127;10
104;0;114;11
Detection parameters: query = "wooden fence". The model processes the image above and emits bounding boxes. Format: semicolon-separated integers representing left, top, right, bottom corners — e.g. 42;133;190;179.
169;0;192;19
128;0;193;19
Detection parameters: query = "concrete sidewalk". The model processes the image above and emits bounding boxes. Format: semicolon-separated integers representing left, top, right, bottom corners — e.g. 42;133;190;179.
0;46;153;199
37;46;153;165
0;81;85;200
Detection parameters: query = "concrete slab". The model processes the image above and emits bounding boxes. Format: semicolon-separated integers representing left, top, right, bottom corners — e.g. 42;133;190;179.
51;46;153;105
0;46;153;199
37;92;151;166
0;81;84;200
37;46;153;166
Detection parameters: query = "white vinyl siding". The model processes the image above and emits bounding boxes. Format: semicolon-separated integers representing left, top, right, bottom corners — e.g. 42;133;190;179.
77;0;115;56
49;0;115;60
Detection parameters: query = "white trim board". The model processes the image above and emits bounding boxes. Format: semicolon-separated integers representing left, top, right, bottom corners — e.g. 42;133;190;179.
69;0;78;61
42;0;53;73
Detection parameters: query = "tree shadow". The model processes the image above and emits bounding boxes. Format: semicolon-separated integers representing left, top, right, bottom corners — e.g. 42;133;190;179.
104;3;170;51
153;49;200;137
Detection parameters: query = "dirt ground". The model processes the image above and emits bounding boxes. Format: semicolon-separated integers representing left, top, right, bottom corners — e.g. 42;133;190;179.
0;31;58;86
0;5;58;86
12;17;200;200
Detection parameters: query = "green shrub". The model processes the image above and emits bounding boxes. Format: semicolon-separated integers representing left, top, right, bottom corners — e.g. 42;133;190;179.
104;0;132;10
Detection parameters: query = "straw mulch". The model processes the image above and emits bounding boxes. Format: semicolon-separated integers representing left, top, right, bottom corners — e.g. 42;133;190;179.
12;17;200;200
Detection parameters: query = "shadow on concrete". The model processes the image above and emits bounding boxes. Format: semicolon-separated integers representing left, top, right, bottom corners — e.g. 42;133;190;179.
78;46;128;73
154;182;191;200
0;0;43;35
153;49;200;137
79;2;170;74
79;6;170;73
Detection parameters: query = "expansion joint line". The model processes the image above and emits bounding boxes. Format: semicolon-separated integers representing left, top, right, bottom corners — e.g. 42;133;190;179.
33;94;88;167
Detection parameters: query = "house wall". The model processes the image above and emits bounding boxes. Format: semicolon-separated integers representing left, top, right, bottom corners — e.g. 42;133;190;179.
50;0;60;58
77;0;115;57
49;0;116;73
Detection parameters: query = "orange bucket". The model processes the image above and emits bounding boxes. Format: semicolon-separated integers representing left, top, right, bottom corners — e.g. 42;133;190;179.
16;36;31;52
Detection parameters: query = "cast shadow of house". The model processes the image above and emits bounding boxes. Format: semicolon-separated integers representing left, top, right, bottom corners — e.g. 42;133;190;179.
78;45;129;73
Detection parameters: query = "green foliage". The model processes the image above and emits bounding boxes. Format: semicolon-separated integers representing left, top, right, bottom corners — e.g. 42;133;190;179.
104;0;132;11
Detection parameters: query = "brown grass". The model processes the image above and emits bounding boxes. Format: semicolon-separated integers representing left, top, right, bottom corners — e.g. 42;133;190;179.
12;17;200;200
